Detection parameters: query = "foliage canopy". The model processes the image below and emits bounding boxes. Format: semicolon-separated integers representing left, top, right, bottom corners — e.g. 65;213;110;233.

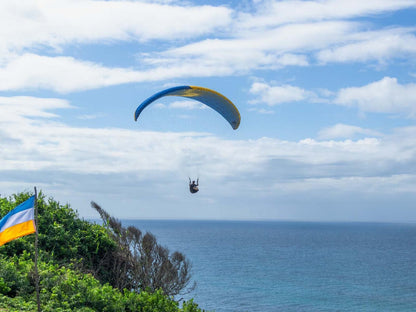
0;191;206;312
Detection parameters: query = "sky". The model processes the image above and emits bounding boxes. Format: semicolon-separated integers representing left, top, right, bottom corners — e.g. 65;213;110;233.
1;0;416;222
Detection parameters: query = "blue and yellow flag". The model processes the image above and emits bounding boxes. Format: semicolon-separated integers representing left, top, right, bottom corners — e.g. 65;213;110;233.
0;196;36;246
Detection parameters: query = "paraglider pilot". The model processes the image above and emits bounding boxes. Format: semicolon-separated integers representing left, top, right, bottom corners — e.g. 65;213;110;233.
189;178;199;194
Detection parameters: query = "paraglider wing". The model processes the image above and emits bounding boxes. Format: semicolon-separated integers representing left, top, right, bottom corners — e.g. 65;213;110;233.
134;86;240;129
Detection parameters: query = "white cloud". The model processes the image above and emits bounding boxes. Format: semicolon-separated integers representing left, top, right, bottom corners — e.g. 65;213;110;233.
169;100;206;110
0;96;71;123
249;81;312;106
318;123;383;140
2;0;412;61
145;21;355;75
133;0;416;78
247;77;416;118
139;23;416;81
0;53;209;93
335;77;416;116
77;113;106;120
0;95;409;177
0;0;232;55
0;54;146;93
3;96;414;180
237;0;416;30
317;28;416;64
0;96;241;175
0;1;414;92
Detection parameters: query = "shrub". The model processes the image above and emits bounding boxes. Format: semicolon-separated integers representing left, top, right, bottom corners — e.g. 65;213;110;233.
0;192;206;311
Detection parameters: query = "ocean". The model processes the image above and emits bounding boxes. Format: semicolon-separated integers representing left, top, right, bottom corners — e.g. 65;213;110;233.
121;220;416;312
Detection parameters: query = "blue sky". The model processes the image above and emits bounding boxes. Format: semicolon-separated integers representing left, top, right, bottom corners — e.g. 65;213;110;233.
1;0;416;222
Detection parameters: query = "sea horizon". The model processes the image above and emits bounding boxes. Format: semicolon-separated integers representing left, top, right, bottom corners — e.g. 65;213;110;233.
89;217;416;225
115;219;416;312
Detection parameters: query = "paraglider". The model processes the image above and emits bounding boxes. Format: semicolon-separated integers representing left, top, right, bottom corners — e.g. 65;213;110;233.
134;86;240;194
134;85;241;130
189;178;199;194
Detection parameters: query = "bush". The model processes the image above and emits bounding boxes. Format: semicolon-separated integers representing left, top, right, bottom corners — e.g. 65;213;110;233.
0;294;37;312
0;192;206;311
0;252;33;298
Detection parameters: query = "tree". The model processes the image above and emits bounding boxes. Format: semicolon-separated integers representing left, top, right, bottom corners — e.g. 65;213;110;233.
91;202;196;296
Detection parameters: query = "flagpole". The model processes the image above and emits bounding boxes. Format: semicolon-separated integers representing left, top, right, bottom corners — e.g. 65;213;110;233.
34;187;41;312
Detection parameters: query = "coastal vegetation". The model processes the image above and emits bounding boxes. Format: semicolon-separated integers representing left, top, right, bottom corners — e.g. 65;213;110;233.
0;191;204;312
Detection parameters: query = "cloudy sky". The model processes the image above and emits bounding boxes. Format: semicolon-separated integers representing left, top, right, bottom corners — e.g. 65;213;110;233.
1;0;416;222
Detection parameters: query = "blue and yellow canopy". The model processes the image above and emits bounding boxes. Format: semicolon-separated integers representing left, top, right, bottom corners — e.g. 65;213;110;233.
134;86;240;130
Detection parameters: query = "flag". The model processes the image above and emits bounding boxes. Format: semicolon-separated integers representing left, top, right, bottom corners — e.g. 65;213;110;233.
0;196;36;247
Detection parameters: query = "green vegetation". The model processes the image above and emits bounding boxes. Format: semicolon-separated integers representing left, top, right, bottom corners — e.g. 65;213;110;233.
0;192;206;312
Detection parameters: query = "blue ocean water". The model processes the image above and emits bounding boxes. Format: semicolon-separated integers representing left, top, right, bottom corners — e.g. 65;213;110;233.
122;220;416;312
